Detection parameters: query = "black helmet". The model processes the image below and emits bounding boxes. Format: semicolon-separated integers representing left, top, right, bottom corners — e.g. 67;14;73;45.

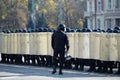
58;24;66;31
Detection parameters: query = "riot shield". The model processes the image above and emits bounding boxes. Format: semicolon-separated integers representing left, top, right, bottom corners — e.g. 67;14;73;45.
67;33;75;57
99;33;109;61
9;33;14;54
77;33;83;58
47;32;53;56
0;33;2;53
74;32;79;58
17;33;21;54
2;33;8;54
117;34;120;62
7;33;11;54
36;32;48;55
109;33;118;61
29;33;36;55
90;32;100;60
13;33;17;54
22;33;29;54
81;33;90;59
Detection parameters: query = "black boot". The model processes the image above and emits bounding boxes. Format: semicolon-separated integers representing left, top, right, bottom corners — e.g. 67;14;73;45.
87;59;95;72
79;65;84;71
59;68;63;75
116;62;120;74
116;69;120;74
87;66;95;72
52;66;56;74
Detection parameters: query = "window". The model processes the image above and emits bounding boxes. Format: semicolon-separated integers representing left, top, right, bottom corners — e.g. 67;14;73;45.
89;1;92;12
97;19;101;29
107;19;112;28
116;19;120;26
115;0;120;8
108;0;111;9
90;19;93;29
97;1;101;12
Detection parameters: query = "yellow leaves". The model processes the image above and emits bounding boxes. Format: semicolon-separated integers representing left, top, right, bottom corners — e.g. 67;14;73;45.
42;8;47;14
78;18;83;27
16;8;27;29
2;15;6;19
69;10;73;17
36;0;56;14
49;0;56;6
48;23;57;29
0;0;86;29
45;0;56;13
17;0;28;8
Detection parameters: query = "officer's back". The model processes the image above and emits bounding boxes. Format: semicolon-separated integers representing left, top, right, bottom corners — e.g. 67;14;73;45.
52;30;67;51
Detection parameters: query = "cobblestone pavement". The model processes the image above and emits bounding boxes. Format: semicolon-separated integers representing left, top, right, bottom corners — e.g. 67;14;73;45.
0;63;119;80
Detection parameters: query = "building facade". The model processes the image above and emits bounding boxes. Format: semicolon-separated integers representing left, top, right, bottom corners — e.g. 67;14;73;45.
84;0;120;30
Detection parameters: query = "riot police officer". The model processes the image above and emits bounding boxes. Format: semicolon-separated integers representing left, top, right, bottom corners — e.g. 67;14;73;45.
51;24;69;75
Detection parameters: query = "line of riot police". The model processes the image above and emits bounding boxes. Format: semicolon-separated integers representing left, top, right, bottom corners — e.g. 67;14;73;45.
0;26;120;74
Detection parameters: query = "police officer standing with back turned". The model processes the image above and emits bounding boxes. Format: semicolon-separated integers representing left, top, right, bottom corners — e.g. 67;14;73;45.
51;24;69;75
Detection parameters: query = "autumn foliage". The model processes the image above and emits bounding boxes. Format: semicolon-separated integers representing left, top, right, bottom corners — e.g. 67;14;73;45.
0;0;86;30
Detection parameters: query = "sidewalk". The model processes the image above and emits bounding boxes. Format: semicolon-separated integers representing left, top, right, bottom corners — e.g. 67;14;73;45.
0;63;119;80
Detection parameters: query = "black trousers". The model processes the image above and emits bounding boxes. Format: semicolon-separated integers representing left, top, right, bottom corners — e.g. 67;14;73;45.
52;50;65;70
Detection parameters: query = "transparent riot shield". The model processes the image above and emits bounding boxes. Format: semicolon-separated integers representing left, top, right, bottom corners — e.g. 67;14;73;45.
17;33;21;54
47;32;53;56
22;33;29;54
77;33;83;58
36;33;41;55
40;32;48;55
89;32;94;59
13;33;17;54
117;34;120;62
7;33;11;54
109;33;118;61
29;33;35;55
90;32;100;60
2;33;5;54
0;33;2;53
100;33;109;61
67;33;75;57
74;32;79;58
9;33;14;54
81;33;90;59
2;33;7;54
36;32;48;55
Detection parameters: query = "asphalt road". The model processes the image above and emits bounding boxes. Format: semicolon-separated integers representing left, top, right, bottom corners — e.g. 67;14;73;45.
0;63;119;80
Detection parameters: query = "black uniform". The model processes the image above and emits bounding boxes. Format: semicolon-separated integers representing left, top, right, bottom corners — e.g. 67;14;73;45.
51;29;69;74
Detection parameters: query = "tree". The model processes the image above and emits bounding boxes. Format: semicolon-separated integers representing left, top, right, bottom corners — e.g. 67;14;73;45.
35;0;58;29
36;13;48;28
0;1;7;20
0;0;86;30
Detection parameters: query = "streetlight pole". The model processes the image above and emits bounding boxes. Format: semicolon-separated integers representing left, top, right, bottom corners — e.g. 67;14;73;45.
31;0;36;29
95;0;97;29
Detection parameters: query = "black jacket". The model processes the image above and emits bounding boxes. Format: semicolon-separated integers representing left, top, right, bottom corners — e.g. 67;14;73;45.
52;30;69;51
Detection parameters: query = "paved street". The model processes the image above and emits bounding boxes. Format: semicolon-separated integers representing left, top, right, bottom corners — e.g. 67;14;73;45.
0;63;119;80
